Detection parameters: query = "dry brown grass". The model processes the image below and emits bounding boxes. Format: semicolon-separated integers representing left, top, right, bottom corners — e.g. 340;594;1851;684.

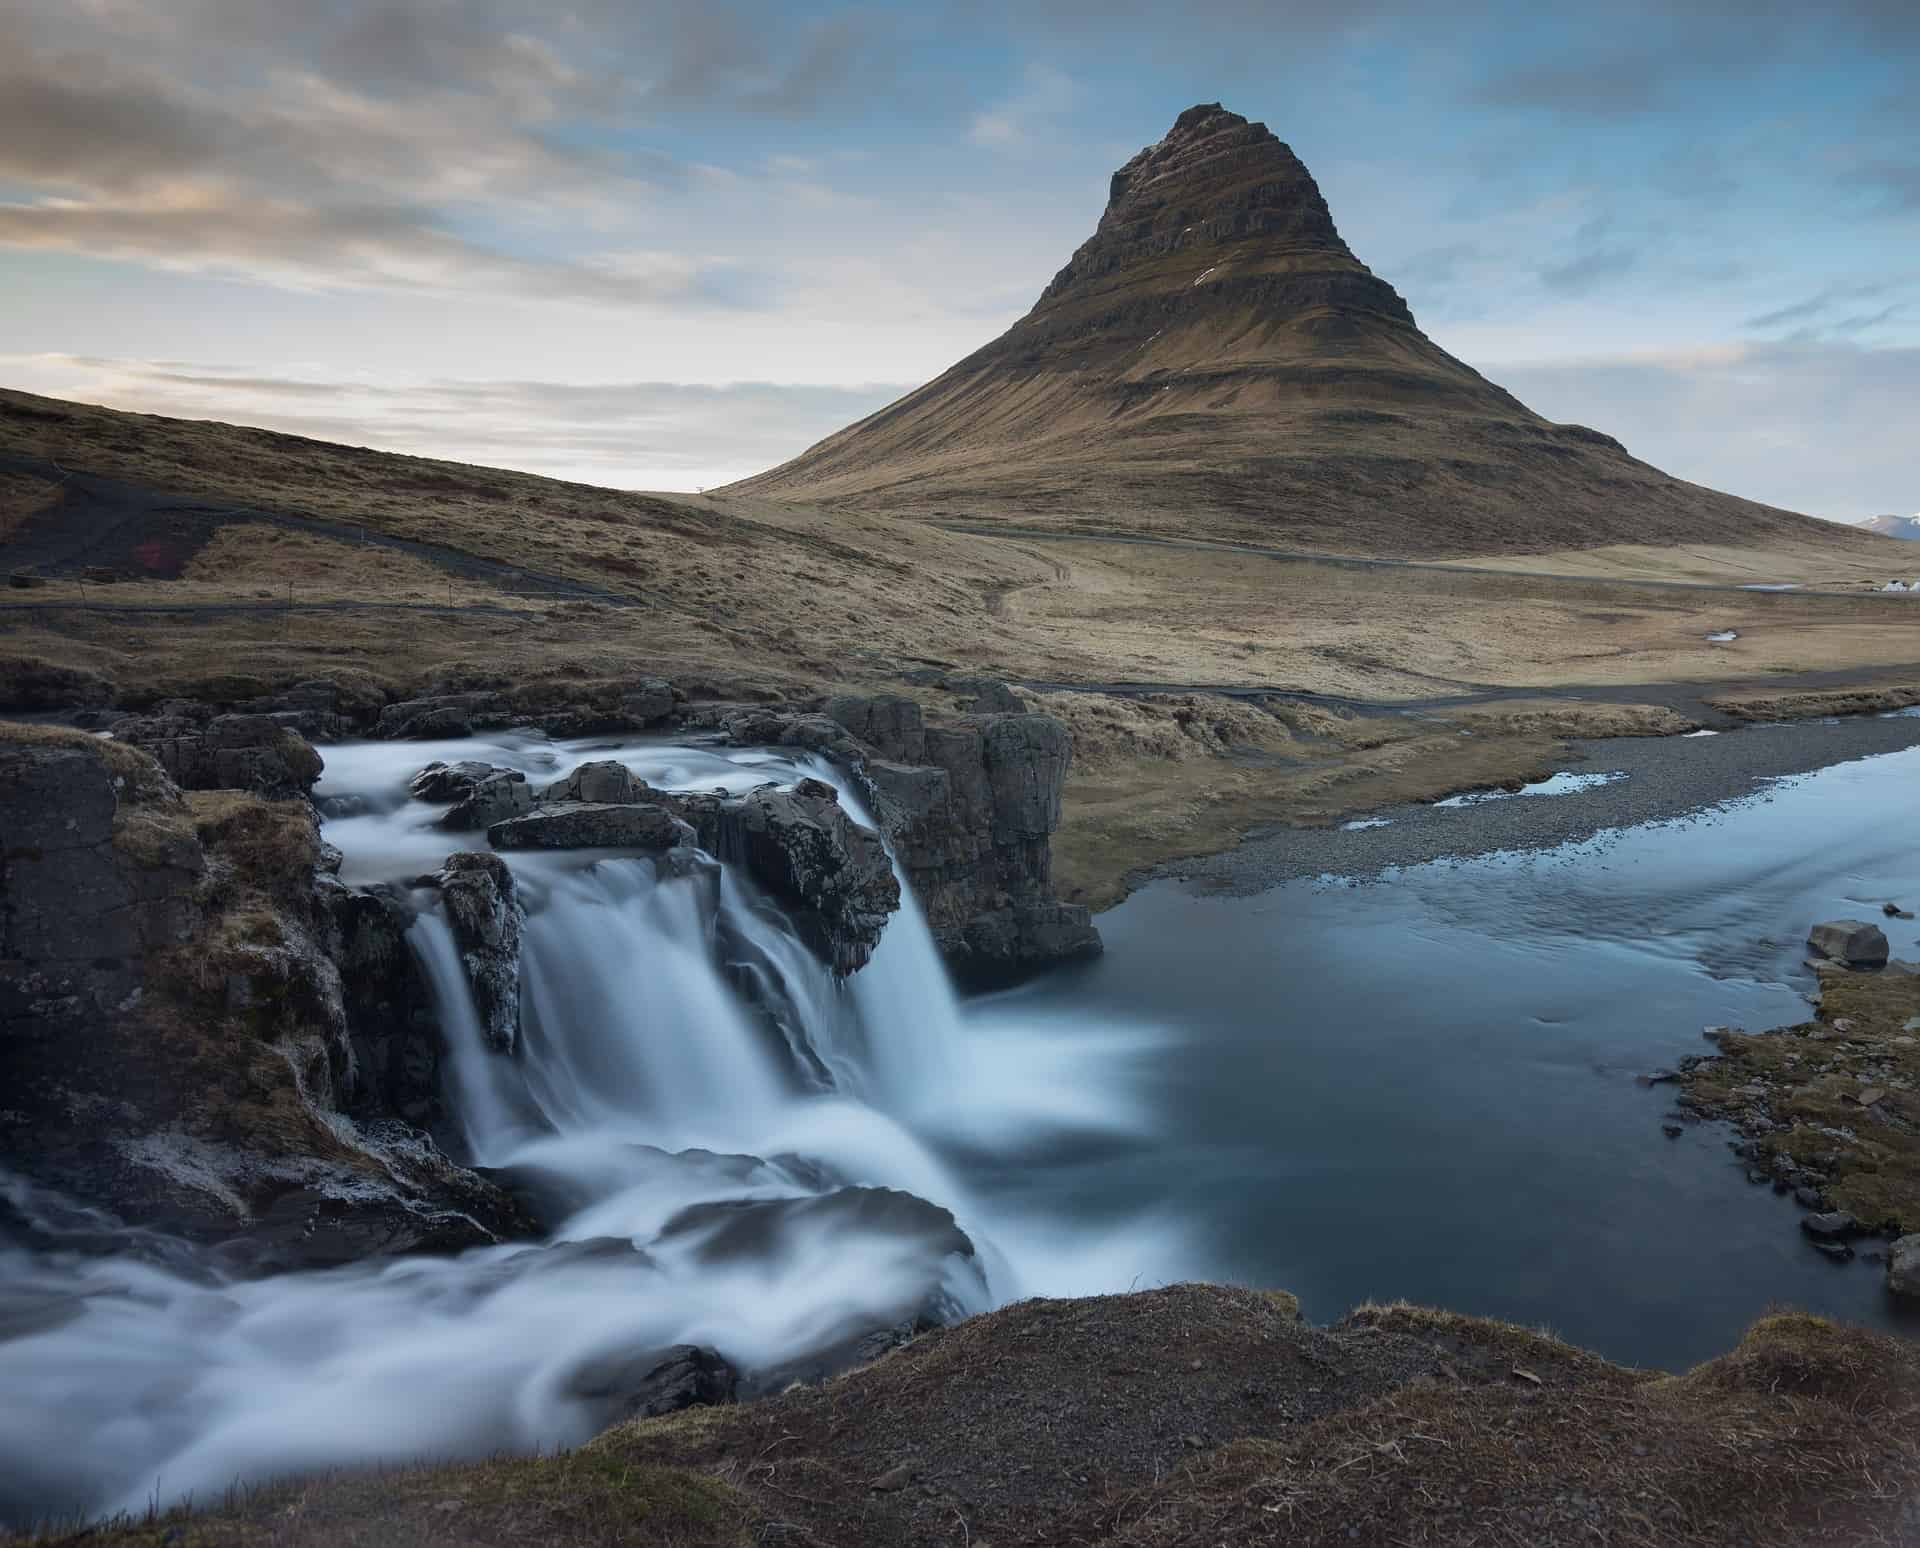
49;1288;1919;1548
0;469;61;541
27;1454;753;1548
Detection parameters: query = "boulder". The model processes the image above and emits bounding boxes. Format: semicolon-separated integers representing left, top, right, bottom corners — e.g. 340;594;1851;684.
116;712;324;800
1800;1211;1860;1242
489;802;693;852
429;853;524;1054
569;1343;738;1426
1808;920;1890;968
442;771;533;830
1890;1235;1920;1301
702;779;900;976
539;759;649;805
409;760;501;802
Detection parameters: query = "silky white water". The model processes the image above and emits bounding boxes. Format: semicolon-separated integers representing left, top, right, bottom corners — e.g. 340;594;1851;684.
0;733;1183;1527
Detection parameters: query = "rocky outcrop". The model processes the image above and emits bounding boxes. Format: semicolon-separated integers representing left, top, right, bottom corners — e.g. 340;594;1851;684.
718;693;1099;975
378;691;513;740
424;853;524;1054
570;1343;738;1427
0;724;531;1270
690;779;900;977
489;802;693;852
115;712;324;800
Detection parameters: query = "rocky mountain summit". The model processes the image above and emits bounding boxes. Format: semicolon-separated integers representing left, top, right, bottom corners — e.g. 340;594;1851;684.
1860;514;1920;541
734;104;1847;558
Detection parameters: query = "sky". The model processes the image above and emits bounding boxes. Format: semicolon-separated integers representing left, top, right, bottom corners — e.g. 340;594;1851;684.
2;0;1914;520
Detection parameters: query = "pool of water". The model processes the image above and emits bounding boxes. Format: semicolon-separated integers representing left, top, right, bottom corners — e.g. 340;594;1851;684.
965;743;1920;1369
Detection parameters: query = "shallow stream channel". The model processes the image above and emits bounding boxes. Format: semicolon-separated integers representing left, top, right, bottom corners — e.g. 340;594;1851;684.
3;712;1919;1521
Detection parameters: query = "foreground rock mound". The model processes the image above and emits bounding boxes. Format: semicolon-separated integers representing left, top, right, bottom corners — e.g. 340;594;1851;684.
732;104;1856;560
88;1288;1920;1548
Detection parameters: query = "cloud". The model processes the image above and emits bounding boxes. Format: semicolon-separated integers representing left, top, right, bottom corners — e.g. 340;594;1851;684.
3;353;913;491
1491;339;1920;521
0;1;899;303
968;64;1079;150
1743;277;1913;337
1538;246;1637;294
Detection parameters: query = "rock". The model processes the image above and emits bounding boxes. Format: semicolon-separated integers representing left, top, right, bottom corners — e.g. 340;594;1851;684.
489;802;693;852
1794;1186;1825;1209
569;1343;737;1425
945;676;1025;714
116;712;324;799
428;853;523;1054
1884;902;1915;919
1807;919;1890;968
821;694;926;761
1801;1211;1860;1241
1856;1087;1888;1107
377;692;510;739
409;760;501;802
442;771;533;830
1662;1123;1683;1139
1889;1235;1920;1301
3;732;529;1266
1809;1240;1855;1262
704;780;900;976
319;881;442;1127
870;1462;917;1493
539;760;649;805
1638;1069;1680;1086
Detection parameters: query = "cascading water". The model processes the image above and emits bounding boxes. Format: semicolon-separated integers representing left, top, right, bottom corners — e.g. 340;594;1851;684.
0;732;1179;1528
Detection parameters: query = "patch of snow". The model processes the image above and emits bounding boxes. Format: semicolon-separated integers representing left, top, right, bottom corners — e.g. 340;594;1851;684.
1683;729;1720;738
1880;705;1920;720
1435;770;1628;808
1340;817;1392;831
1191;266;1218;287
1739;583;1800;591
1883;580;1915;592
1705;630;1739;641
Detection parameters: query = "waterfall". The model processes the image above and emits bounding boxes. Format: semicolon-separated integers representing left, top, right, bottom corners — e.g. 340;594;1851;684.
0;733;1170;1528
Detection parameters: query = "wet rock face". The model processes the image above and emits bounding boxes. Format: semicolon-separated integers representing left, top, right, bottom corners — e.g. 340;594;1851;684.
115;713;324;800
569;1343;739;1427
815;697;1100;976
428;852;524;1054
699;779;901;977
1890;1234;1920;1301
538;759;651;805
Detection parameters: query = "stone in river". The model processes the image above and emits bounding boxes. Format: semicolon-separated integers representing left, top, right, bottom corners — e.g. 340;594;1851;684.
1807;919;1889;968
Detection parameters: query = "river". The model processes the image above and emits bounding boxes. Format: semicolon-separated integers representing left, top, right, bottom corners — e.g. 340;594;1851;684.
2;723;1917;1524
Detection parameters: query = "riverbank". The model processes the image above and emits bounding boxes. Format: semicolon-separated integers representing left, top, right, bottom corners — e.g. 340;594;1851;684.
34;1286;1920;1548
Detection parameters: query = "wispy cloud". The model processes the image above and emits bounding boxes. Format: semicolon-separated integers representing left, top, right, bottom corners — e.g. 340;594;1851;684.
3;353;913;490
968;64;1079;150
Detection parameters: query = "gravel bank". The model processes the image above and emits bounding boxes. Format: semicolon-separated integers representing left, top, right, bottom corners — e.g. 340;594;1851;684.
1166;710;1920;894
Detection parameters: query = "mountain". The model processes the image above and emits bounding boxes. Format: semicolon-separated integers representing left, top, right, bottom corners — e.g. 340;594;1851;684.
731;104;1857;559
1860;514;1920;541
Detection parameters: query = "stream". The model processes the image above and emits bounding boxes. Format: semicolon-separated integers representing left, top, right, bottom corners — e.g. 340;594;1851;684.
2;726;1918;1524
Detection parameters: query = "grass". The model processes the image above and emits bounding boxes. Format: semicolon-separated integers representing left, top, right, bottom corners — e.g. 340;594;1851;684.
27;1453;755;1548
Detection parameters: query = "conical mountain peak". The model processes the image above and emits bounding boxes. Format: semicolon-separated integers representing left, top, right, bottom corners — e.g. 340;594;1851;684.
730;105;1828;559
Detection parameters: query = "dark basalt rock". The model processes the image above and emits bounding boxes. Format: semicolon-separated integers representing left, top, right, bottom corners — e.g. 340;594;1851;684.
115;712;324;800
423;852;524;1054
1;729;531;1271
489;801;693;852
569;1343;739;1426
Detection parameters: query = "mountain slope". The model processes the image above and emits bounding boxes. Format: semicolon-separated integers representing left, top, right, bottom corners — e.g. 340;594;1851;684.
731;104;1862;560
1861;514;1920;541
